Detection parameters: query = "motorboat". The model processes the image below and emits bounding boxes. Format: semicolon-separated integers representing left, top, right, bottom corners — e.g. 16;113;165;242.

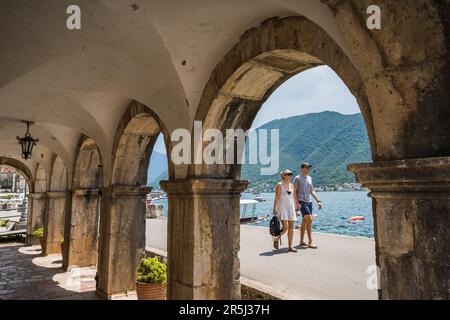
251;192;266;202
240;199;269;224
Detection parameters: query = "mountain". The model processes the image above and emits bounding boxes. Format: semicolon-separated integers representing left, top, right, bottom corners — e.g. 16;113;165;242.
242;111;371;191
146;112;372;191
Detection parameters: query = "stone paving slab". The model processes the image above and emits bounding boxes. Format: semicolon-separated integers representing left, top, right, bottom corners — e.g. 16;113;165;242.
0;243;99;300
0;243;138;300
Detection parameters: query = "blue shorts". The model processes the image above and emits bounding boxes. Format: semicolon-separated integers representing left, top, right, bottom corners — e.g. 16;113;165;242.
299;201;313;217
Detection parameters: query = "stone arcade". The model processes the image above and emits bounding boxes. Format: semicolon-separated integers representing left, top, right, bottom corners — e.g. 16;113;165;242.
0;0;448;300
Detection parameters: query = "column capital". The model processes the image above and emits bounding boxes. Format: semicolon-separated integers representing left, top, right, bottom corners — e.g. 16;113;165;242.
160;178;249;196
47;191;68;199
348;157;450;199
73;188;101;197
111;185;151;198
28;192;48;199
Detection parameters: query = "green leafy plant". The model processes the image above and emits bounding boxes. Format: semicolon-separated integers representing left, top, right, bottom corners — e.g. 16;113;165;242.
0;219;9;227
136;257;167;284
33;227;44;238
60;238;64;245
0;194;13;200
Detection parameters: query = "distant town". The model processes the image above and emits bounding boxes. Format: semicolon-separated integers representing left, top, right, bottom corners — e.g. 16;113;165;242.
246;182;367;193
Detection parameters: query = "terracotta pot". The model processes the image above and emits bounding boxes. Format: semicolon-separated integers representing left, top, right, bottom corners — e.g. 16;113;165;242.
136;282;166;300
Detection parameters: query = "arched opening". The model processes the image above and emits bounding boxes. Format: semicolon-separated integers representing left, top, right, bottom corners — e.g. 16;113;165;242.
188;16;379;299
0;161;31;242
96;101;171;298
28;163;48;245
234;66;376;299
66;137;102;268
44;155;68;255
146;133;169;255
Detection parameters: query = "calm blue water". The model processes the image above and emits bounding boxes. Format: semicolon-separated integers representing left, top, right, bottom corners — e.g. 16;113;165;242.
153;191;374;238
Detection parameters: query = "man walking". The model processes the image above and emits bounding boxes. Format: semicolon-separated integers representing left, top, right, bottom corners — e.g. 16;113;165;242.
293;163;322;249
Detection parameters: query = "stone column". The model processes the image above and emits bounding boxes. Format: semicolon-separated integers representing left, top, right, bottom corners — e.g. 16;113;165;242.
349;157;450;300
160;179;248;300
96;185;151;299
27;193;47;246
44;192;67;255
66;188;101;268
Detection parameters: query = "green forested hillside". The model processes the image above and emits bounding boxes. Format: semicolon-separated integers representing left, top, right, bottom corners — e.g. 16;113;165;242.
242;111;371;191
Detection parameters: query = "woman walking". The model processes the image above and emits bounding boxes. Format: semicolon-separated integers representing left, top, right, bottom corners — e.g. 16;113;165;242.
272;169;298;252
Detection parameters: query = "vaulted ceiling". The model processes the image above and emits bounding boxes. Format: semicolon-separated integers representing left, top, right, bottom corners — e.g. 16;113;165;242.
0;0;353;184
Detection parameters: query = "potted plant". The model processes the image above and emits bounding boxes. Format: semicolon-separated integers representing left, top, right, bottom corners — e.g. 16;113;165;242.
33;227;44;250
136;257;167;300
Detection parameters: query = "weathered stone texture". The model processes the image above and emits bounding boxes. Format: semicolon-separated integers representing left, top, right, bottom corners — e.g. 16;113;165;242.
67;189;100;267
349;157;450;300
161;179;248;300
44;192;66;255
27;193;47;246
96;186;150;298
64;137;103;269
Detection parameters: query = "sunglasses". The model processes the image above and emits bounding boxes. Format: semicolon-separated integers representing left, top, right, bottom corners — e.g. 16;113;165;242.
283;173;293;176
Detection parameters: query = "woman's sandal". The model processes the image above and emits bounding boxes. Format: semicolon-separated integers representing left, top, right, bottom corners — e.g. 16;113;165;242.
273;238;279;250
288;247;298;253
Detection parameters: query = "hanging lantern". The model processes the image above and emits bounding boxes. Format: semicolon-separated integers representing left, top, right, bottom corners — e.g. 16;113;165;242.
16;121;39;160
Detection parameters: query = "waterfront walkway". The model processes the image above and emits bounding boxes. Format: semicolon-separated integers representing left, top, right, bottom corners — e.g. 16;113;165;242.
0;219;377;300
146;218;378;300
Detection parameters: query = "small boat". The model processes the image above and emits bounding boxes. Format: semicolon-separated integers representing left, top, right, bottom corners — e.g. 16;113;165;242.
350;215;365;221
240;199;269;224
251;192;266;202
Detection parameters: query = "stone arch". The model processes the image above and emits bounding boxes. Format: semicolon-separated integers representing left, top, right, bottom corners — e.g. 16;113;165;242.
65;135;103;267
73;136;102;190
96;100;171;298
0;157;34;192
192;16;375;178
49;155;67;192
185;14;450;300
110;100;173;185
34;163;47;193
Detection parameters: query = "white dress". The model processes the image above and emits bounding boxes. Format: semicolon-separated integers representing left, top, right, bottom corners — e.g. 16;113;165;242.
276;183;297;221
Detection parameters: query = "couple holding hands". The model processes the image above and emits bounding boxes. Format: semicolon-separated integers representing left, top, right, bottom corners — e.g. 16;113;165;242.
272;163;322;252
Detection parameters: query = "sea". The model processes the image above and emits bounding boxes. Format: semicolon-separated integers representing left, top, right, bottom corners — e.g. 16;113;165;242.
153;191;374;239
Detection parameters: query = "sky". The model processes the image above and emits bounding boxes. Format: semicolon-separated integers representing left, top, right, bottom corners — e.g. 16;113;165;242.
152;65;360;155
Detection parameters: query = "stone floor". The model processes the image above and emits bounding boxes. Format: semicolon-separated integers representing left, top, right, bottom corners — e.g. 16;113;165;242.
0;243;136;300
